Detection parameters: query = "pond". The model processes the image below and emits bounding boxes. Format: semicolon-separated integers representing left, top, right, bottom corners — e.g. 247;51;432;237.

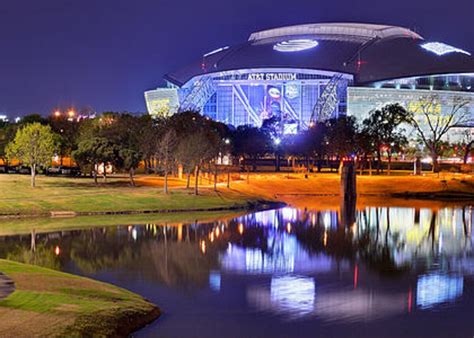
0;204;473;338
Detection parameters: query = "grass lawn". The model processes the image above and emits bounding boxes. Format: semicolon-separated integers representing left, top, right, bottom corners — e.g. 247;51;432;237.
0;175;260;216
0;172;472;217
0;259;159;337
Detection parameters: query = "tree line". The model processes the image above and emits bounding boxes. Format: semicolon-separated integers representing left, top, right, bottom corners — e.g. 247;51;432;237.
1;94;472;188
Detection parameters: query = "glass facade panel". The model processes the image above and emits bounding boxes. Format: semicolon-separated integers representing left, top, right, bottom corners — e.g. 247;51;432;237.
199;70;352;128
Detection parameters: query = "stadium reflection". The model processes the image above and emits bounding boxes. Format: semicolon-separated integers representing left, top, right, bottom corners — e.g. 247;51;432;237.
0;204;472;337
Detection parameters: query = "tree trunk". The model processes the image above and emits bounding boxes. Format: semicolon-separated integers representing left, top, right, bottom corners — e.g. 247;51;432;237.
464;141;472;164
103;163;107;183
227;170;230;188
213;166;218;192
129;168;135;187
186;171;191;189
30;164;36;188
93;164;98;186
387;155;392;176
164;167;169;194
376;150;382;174
194;165;200;195
432;151;439;173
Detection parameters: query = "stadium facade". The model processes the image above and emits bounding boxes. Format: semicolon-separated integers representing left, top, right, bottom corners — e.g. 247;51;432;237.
145;23;474;138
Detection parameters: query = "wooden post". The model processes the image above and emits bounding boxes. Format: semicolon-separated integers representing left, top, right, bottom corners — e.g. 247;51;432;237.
340;162;357;227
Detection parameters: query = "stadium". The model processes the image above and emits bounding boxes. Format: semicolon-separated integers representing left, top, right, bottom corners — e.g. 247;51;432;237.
145;22;474;137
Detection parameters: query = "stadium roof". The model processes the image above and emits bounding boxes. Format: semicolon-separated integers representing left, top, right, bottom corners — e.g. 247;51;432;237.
165;22;474;86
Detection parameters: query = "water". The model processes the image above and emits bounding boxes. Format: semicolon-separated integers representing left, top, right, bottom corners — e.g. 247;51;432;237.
0;205;473;338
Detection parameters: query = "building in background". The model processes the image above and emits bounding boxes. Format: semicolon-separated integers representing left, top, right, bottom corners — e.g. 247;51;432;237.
145;22;474;137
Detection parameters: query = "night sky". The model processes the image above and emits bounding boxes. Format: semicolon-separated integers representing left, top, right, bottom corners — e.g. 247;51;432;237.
1;0;473;117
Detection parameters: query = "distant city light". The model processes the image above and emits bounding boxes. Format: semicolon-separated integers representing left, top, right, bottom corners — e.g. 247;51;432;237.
274;39;319;52
274;138;281;145
421;42;471;56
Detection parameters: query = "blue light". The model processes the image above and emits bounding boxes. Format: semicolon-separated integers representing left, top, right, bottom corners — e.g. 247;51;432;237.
416;273;463;309
274;39;318;52
421;42;471;56
209;271;221;292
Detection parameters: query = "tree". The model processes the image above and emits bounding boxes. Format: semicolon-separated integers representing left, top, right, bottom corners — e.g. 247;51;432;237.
72;137;117;185
176;133;200;189
361;104;409;174
118;148;142;186
6;123;57;187
231;126;271;172
176;130;218;195
47;115;81;166
0;122;17;166
325;116;358;172
156;129;177;194
407;95;472;172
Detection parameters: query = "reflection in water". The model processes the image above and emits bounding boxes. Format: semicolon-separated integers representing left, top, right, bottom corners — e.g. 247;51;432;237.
0;205;472;337
416;274;464;309
248;276;316;320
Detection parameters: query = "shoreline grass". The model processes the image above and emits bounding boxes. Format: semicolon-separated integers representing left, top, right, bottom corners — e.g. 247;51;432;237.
0;173;472;218
0;259;160;337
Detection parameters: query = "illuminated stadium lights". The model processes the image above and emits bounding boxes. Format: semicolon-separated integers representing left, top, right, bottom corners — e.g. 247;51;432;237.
421;42;471;56
203;46;229;57
273;39;318;52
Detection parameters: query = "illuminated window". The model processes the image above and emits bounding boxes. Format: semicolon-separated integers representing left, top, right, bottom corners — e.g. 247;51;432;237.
421;42;471;56
274;39;318;52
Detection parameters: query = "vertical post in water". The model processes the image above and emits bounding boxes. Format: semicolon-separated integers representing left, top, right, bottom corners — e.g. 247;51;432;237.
340;162;357;227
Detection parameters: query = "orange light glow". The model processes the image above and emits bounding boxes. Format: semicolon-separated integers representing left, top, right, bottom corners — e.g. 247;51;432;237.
215;227;220;238
286;222;292;233
238;223;244;235
200;240;206;254
54;246;60;256
54;111;61;117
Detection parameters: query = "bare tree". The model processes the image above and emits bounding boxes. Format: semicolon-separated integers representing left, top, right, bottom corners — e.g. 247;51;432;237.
156;129;177;194
407;95;472;172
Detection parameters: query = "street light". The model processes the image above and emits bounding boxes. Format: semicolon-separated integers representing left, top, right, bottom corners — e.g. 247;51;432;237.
67;110;75;118
54;111;61;118
274;138;281;146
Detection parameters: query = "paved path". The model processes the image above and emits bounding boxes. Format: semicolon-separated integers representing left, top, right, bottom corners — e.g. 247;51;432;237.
0;272;15;299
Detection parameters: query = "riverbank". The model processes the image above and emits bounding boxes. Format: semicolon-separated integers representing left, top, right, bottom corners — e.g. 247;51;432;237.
0;173;472;218
0;259;160;337
0;175;266;218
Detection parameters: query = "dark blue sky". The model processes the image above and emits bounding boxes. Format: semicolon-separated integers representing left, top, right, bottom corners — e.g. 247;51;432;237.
1;0;473;116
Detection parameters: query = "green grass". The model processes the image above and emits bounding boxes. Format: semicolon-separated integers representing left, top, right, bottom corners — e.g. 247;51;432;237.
0;174;256;216
0;259;159;336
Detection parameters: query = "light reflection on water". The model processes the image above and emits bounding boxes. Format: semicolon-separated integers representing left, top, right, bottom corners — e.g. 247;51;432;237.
0;205;472;338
